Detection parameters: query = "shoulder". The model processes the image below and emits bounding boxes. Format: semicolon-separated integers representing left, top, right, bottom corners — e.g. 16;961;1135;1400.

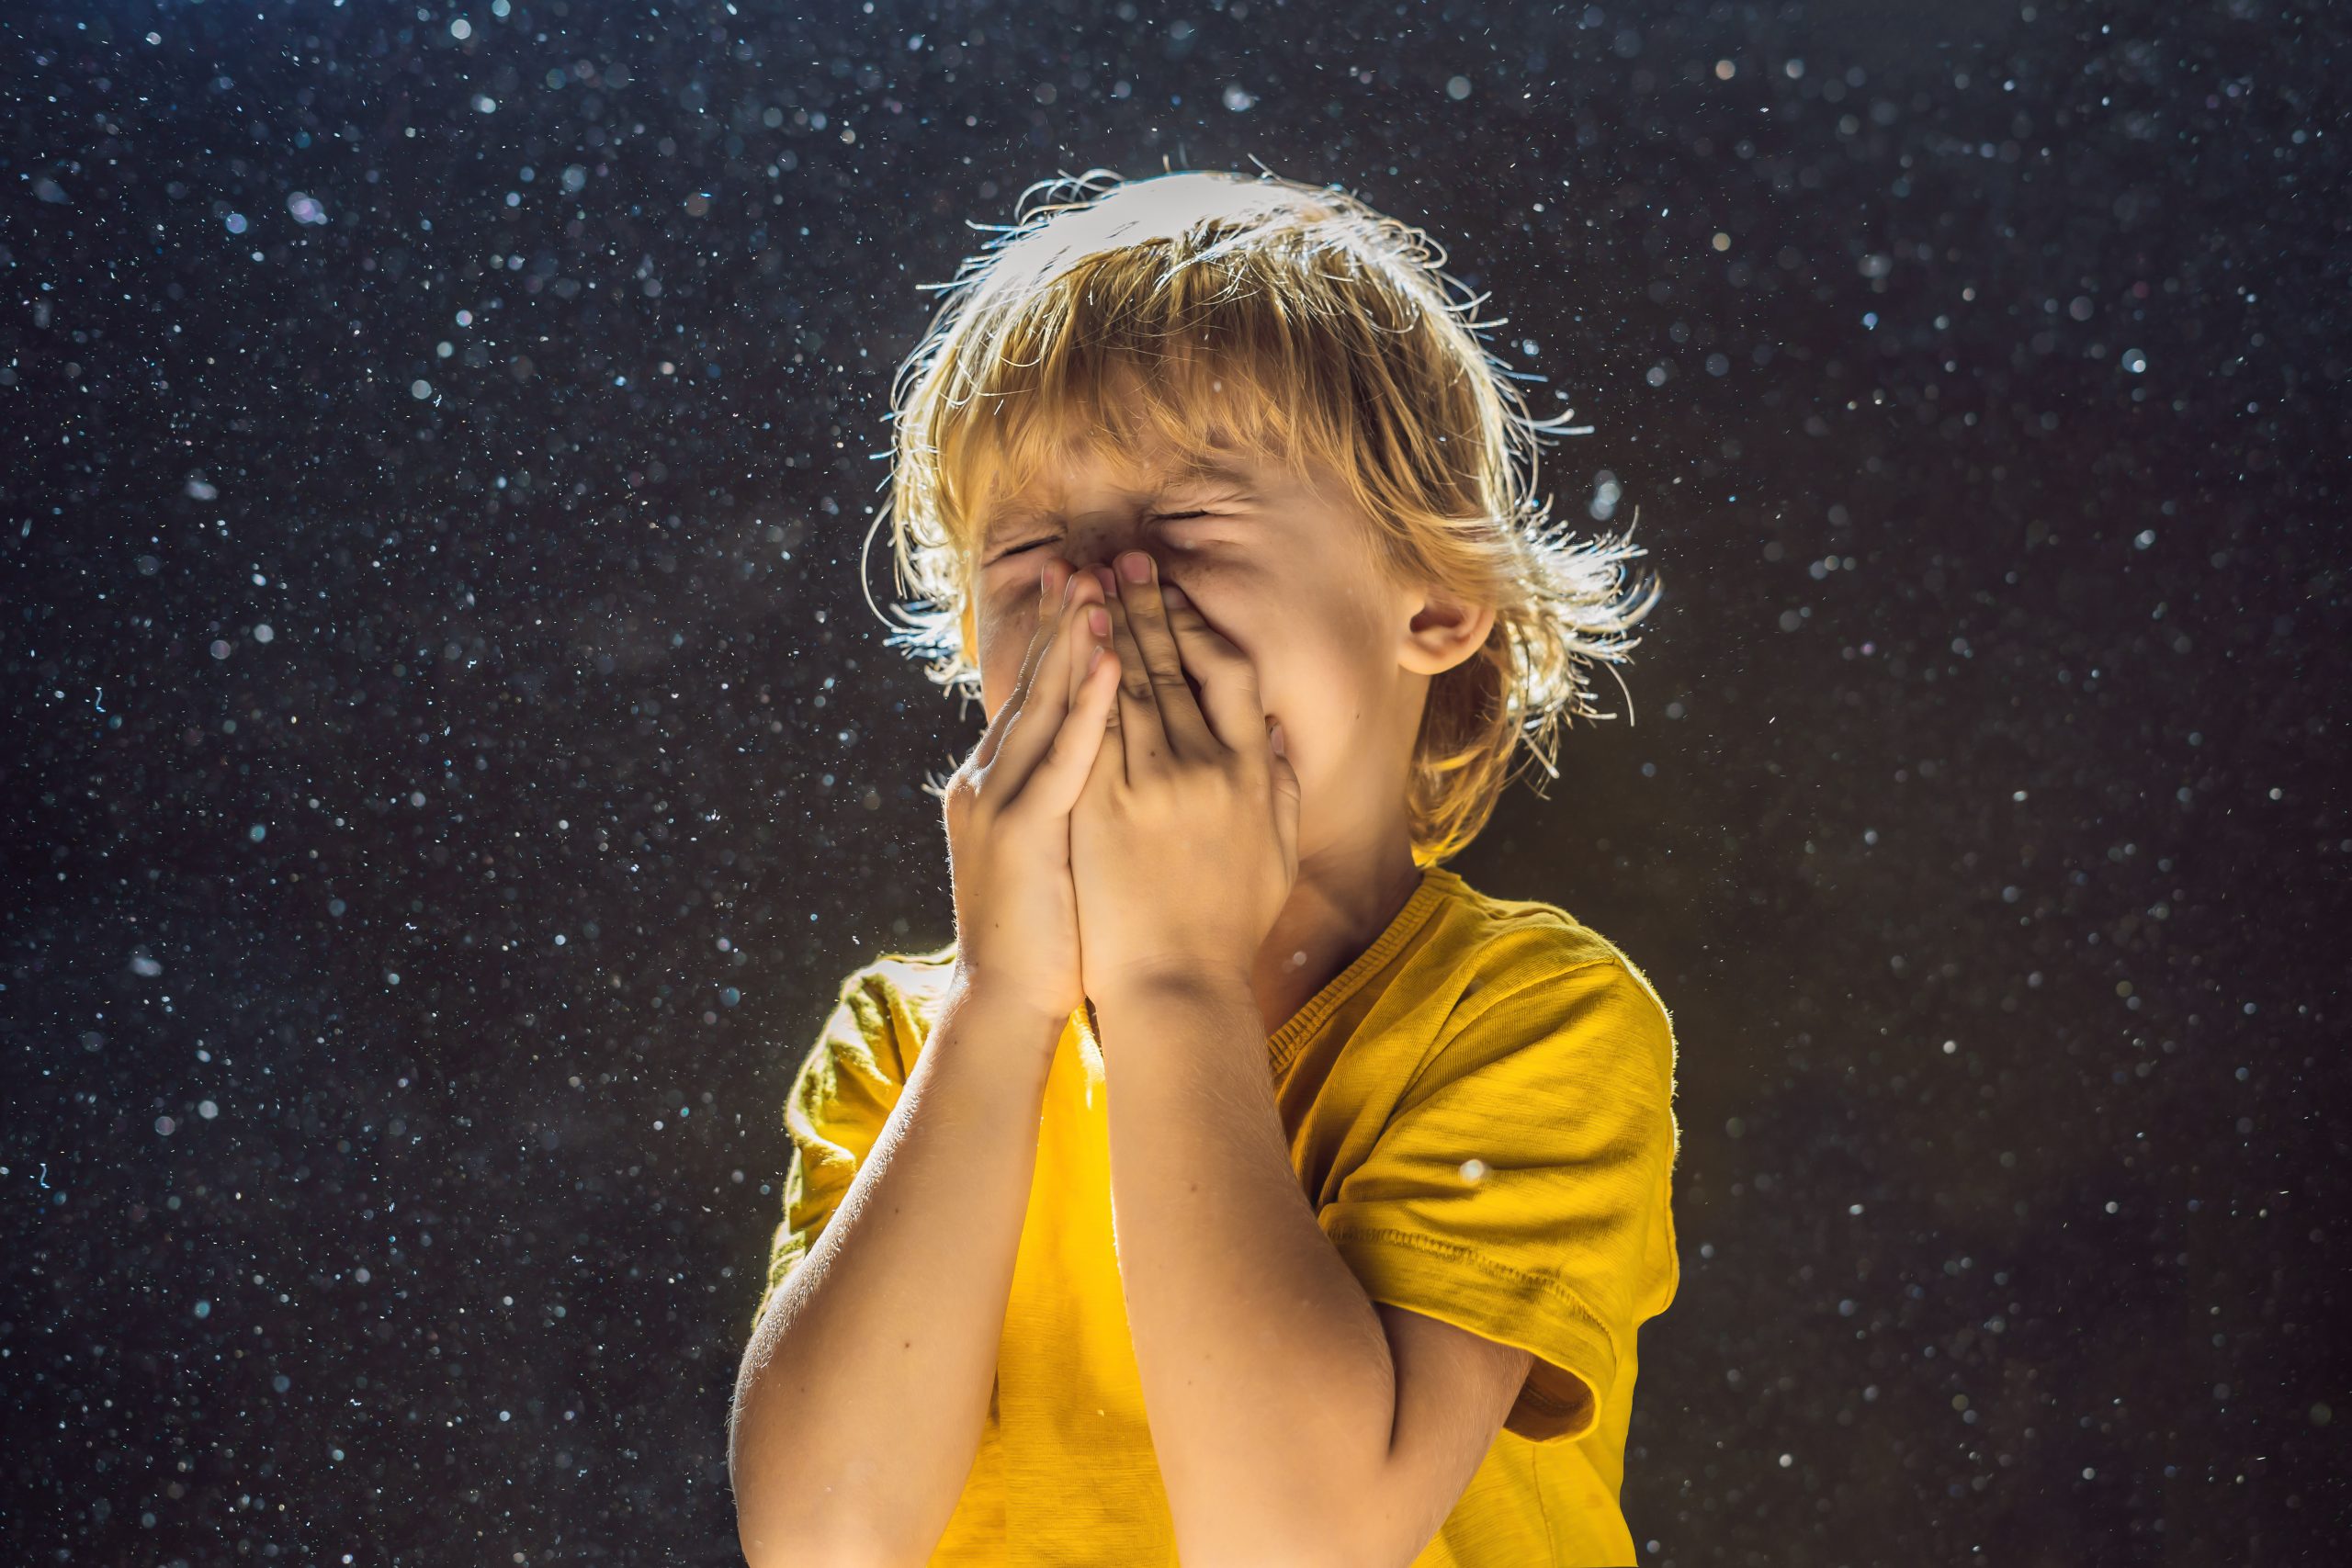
1422;870;1671;1031
833;942;959;1011
807;942;959;1078
1415;872;1678;1096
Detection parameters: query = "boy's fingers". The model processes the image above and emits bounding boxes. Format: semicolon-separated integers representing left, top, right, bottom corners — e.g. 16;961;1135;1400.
1119;566;1214;757
973;559;1072;772
1159;584;1264;754
1102;592;1167;779
992;581;1104;805
1026;633;1119;818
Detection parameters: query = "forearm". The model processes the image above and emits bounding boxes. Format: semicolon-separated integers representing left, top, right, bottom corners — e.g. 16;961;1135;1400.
1095;976;1396;1566
732;979;1060;1568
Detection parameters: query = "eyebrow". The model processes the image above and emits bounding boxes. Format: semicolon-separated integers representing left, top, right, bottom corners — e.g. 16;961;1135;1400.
980;459;1263;541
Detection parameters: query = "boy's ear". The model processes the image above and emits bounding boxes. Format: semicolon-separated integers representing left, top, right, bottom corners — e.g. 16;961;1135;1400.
1398;586;1497;678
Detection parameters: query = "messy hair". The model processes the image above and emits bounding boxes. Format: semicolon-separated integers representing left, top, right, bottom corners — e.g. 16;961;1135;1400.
863;164;1662;866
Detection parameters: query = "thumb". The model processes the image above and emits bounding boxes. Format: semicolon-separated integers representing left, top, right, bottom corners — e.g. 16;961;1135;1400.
1267;721;1302;869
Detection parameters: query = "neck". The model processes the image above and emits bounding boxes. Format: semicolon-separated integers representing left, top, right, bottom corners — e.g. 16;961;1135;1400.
1251;826;1428;1043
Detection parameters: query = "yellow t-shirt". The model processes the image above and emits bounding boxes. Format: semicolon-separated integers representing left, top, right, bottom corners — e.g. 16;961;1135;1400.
753;863;1682;1566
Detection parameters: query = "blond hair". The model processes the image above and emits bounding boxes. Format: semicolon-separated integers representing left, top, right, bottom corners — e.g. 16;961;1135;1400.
864;165;1662;866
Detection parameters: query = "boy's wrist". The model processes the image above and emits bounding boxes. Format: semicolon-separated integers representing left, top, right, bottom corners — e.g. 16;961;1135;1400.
935;972;1072;1070
1088;970;1260;1055
1091;967;1253;1017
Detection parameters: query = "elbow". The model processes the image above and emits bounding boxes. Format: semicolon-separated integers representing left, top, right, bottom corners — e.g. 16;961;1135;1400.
736;1454;930;1568
739;1506;925;1568
734;1411;921;1568
735;1393;933;1568
1180;1472;1406;1568
1181;1540;1374;1568
1173;1505;1384;1568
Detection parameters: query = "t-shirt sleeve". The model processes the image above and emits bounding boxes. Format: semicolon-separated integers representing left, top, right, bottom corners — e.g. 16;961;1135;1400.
751;964;915;1333
1315;955;1680;1444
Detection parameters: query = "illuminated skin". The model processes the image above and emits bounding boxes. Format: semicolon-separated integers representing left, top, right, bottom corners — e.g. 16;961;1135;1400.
953;406;1531;1561
962;417;1497;1039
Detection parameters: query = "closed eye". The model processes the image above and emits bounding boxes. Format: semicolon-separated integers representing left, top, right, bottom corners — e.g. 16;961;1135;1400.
990;512;1215;563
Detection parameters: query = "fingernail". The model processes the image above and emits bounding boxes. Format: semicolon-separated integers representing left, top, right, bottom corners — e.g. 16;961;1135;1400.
1121;551;1152;582
1271;722;1287;757
1163;584;1186;607
1089;606;1109;637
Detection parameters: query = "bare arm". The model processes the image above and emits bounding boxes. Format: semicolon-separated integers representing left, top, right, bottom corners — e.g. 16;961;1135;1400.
730;977;1062;1568
1095;976;1531;1568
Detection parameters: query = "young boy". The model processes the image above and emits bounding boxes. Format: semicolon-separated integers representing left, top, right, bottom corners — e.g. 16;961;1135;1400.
732;168;1679;1568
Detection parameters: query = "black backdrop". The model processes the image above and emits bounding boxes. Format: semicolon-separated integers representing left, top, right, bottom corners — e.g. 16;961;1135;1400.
6;2;2345;1563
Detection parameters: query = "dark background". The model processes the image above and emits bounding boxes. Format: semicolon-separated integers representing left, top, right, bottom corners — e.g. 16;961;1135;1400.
6;1;2345;1563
